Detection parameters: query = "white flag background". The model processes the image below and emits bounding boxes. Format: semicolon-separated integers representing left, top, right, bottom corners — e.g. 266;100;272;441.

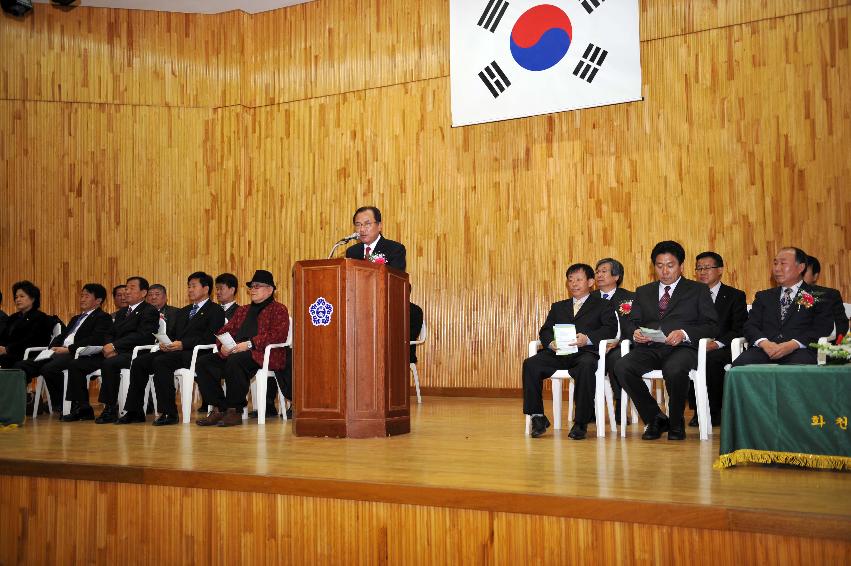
450;0;642;127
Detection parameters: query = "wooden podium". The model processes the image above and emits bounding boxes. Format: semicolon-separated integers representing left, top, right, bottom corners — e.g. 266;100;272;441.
292;258;410;438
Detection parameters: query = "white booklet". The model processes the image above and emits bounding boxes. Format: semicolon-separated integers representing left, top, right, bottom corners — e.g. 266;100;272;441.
34;349;54;362
639;327;667;343
154;332;173;346
553;324;578;355
216;332;237;350
76;346;104;357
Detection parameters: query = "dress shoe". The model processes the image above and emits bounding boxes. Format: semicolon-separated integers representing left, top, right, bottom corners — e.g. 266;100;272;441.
530;415;551;438
688;414;699;427
60;405;95;422
641;413;670;440
116;411;146;424
95;405;119;424
286;406;293;420
153;413;179;426
568;422;587;440
196;409;224;426
218;407;243;427
668;426;686;440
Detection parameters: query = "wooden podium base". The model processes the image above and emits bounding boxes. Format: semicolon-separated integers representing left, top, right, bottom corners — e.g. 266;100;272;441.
293;415;410;438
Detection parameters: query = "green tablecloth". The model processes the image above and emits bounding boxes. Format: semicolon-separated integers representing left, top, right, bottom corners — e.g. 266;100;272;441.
716;365;851;470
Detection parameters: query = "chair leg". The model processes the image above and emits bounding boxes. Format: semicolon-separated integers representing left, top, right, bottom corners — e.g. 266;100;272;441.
604;378;617;433
620;389;628;438
256;371;267;425
179;371;193;424
32;376;44;419
272;372;288;421
118;370;130;416
149;378;158;415
567;379;575;424
552;379;563;430
410;362;422;404
62;370;71;416
594;372;606;438
524;414;532;435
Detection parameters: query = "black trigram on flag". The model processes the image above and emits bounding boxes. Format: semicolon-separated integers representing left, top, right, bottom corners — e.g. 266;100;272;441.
478;61;511;98
572;44;608;83
578;0;607;15
477;0;510;33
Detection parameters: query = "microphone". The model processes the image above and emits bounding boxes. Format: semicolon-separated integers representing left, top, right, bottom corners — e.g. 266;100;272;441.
338;232;359;243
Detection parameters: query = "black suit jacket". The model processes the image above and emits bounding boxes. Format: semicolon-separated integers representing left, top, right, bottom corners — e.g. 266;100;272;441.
712;283;748;346
625;277;719;349
810;285;849;337
410;302;424;364
158;305;181;337
50;308;113;355
538;293;618;355
745;283;835;347
109;302;159;354
222;302;239;321
0;309;53;362
171;301;226;351
346;236;407;271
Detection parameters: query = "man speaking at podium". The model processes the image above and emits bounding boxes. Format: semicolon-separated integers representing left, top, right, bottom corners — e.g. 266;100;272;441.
345;206;406;271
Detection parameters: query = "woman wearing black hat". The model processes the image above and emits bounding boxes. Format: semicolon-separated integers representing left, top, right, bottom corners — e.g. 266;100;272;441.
195;270;290;427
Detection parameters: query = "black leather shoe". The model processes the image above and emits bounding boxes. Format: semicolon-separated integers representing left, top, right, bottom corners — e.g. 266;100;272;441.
286;407;293;419
568;422;587;440
95;405;119;424
153;413;179;426
530;415;551;438
641;413;670;440
668;426;686;440
116;411;146;424
688;414;699;427
60;405;95;422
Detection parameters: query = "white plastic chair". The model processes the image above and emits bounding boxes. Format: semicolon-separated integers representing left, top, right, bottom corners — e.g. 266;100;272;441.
118;344;159;416
25;323;62;418
174;344;218;424
410;320;427;404
247;316;293;425
619;337;714;440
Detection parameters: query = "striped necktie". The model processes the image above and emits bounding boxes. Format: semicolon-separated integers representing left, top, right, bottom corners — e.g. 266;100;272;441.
659;286;671;317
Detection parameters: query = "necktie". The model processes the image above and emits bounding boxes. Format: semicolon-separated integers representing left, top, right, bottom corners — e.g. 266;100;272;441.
189;303;199;319
69;313;88;334
659;286;671;317
602;293;609;300
573;300;581;316
780;287;793;322
365;246;372;259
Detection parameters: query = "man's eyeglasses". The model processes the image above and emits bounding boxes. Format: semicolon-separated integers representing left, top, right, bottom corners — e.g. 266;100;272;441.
249;284;271;290
694;266;719;272
354;222;374;229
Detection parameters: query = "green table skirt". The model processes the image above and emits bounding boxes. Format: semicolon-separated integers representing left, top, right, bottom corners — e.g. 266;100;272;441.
716;364;851;470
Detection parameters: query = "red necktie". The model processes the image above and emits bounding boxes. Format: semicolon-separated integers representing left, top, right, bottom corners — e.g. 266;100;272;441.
365;246;371;259
659;286;671;317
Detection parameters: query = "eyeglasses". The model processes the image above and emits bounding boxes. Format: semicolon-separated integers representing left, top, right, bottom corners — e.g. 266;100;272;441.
694;266;719;272
354;222;375;229
249;283;271;290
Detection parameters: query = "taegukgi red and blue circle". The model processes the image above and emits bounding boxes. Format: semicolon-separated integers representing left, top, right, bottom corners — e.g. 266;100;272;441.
510;4;573;72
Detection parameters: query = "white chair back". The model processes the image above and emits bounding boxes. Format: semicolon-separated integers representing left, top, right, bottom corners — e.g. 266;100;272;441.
844;302;851;320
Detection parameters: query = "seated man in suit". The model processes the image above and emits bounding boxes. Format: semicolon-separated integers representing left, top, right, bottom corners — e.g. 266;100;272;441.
195;270;290;427
614;241;718;441
215;273;240;320
345;206;406;271
732;247;834;367
14;284;112;412
111;284;128;321
147;284;180;337
64;276;159;423
687;251;747;427
594;257;635;424
804;255;849;337
522;264;618;439
118;272;225;425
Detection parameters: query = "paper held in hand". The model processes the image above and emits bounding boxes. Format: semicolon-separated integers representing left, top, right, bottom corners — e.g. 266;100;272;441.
154;332;173;346
216;332;237;351
554;324;579;355
34;349;54;362
639;327;668;343
76;346;104;357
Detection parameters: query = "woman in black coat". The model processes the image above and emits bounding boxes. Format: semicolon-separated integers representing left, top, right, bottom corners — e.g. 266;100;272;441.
0;281;53;369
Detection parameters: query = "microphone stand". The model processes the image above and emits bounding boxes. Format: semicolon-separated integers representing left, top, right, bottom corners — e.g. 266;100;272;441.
327;240;348;259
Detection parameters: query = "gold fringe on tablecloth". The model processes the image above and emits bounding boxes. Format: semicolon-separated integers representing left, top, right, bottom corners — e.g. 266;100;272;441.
714;449;851;471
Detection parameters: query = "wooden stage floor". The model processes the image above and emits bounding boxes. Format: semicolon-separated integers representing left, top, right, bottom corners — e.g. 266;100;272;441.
1;396;849;540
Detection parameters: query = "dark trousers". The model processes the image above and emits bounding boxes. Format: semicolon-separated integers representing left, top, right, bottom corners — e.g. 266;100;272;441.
522;349;599;423
124;350;191;415
66;353;131;406
14;354;75;408
195;351;260;411
614;345;696;428
731;345;817;367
